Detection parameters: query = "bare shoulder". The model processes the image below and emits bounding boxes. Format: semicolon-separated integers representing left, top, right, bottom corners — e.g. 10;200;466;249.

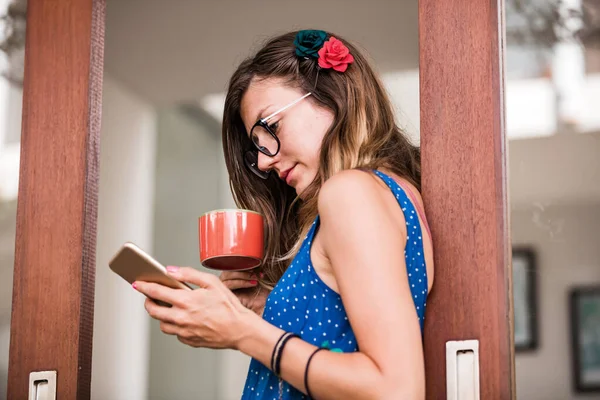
317;169;389;215
317;169;407;237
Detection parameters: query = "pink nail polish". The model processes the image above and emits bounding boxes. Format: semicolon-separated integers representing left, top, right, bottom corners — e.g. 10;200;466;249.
166;266;179;273
250;280;258;285
132;282;137;290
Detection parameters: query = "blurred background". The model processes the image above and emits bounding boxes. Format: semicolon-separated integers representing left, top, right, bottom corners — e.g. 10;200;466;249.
0;0;599;399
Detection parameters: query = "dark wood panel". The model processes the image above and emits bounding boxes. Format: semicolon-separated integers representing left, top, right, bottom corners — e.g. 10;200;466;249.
7;0;105;398
419;0;513;398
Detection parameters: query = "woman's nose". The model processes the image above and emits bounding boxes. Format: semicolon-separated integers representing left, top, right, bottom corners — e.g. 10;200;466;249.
257;151;277;174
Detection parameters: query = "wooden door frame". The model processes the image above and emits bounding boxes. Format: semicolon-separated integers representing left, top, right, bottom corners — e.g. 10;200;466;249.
7;0;512;398
7;0;105;398
419;0;514;399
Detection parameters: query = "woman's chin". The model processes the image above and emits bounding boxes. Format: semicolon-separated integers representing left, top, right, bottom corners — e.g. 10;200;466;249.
294;183;307;199
295;181;314;200
293;172;319;199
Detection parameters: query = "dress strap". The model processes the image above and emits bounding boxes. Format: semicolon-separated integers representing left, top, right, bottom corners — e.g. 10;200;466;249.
393;179;431;239
371;170;429;330
302;216;320;249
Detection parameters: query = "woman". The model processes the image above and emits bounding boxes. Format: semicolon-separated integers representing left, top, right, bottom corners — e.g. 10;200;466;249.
134;29;434;399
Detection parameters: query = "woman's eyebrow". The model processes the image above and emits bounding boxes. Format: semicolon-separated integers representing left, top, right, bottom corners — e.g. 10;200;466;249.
255;104;274;122
244;104;273;135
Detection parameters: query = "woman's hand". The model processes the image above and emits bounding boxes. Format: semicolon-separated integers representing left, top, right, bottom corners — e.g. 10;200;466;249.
133;266;256;350
220;270;270;317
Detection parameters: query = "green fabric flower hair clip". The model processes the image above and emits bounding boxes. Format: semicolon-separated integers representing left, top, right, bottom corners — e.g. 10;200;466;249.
294;30;328;58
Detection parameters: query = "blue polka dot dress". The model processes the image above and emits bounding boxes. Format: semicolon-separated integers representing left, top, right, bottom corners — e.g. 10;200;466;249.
241;170;428;399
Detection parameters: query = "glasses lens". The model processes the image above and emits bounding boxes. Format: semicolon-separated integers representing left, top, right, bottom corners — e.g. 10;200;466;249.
251;124;279;156
244;150;270;179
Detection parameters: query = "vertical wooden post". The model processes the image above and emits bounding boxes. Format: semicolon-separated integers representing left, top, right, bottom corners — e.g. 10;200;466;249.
419;0;514;398
7;0;105;398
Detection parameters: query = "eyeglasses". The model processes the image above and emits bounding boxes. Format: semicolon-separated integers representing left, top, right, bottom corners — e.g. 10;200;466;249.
244;92;312;179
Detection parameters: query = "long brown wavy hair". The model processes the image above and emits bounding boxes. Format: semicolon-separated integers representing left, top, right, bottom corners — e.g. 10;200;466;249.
222;30;420;288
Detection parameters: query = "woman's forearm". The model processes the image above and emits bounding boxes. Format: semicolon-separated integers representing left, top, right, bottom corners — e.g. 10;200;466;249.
235;312;407;399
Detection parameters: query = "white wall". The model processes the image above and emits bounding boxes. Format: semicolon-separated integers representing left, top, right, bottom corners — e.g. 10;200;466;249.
149;107;223;399
91;76;157;400
0;80;22;202
0;75;21;400
512;203;600;400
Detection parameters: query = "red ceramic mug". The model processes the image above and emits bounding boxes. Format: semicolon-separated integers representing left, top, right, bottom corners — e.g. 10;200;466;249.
198;209;264;271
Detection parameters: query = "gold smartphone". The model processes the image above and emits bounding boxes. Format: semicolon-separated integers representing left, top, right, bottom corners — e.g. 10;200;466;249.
109;242;192;306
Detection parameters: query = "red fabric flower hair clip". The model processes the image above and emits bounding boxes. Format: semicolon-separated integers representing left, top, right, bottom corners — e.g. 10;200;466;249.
317;37;355;73
294;30;354;73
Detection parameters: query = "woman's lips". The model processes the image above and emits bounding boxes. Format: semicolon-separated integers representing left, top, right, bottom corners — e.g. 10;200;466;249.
279;165;296;185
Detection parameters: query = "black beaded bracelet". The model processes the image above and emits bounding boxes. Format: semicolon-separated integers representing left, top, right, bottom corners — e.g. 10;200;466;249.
304;347;326;399
274;333;299;376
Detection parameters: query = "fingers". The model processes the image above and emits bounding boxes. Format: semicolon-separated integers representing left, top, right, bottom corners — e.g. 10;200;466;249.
167;266;220;289
135;281;183;308
219;270;259;281
220;270;263;291
144;297;178;324
177;335;203;348
159;321;179;335
144;297;195;330
222;278;259;291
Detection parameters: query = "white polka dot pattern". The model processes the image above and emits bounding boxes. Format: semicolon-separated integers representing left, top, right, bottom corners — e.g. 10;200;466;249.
241;170;428;399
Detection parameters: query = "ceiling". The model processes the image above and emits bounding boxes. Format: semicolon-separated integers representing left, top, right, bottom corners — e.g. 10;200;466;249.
104;0;419;106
